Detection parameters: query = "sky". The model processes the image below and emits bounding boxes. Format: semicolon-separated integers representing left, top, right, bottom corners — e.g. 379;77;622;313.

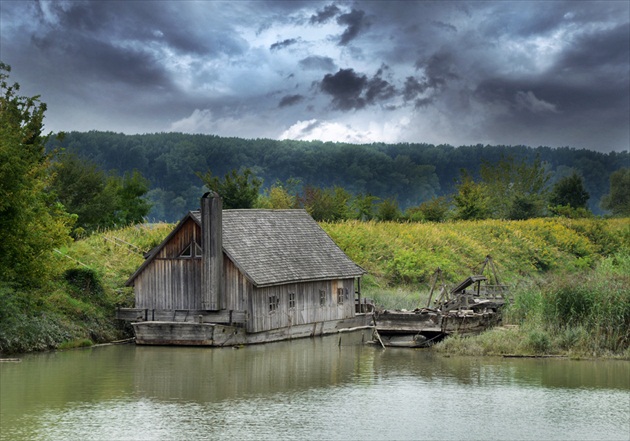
1;1;629;152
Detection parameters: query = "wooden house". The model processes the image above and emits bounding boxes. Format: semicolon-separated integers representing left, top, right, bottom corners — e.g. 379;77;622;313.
118;192;372;346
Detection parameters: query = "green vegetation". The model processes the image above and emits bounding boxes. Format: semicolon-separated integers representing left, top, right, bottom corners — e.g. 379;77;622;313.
0;223;171;354
48;131;629;221
435;253;630;358
0;217;628;356
50;153;152;236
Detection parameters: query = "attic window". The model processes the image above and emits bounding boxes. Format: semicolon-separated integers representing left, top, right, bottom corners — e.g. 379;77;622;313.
180;242;202;258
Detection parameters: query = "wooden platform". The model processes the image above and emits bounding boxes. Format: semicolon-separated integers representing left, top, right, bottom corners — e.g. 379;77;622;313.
374;308;502;348
132;314;374;347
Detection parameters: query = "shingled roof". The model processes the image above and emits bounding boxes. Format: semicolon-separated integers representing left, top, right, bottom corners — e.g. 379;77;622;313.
190;209;365;287
128;209;366;288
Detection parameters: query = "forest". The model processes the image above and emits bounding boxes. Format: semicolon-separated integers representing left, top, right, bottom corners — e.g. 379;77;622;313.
47;131;629;222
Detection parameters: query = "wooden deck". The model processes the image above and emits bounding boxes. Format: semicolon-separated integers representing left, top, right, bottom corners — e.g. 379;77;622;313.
131;314;374;347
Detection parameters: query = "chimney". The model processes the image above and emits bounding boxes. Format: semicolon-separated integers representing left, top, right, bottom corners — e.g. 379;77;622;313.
201;192;223;310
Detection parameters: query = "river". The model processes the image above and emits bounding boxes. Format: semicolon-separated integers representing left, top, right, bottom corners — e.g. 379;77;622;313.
1;337;628;441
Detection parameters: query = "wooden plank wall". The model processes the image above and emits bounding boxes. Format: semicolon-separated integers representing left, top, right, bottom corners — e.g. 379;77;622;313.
135;219;203;309
248;278;356;333
224;258;252;312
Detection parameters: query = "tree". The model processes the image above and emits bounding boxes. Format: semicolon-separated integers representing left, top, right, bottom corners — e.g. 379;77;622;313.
480;155;549;219
376;197;402;221
50;154;151;235
406;196;451;222
256;179;299;209
548;172;591;218
549;172;590;209
0;63;74;285
197;168;262;209
601;168;630;216
452;170;490;220
351;193;379;220
297;185;351;221
110;170;152;226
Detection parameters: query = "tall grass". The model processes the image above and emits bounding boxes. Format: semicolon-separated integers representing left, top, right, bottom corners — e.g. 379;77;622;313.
437;252;630;357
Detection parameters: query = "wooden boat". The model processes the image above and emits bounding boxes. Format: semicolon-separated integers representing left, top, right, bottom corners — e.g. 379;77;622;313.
374;257;509;348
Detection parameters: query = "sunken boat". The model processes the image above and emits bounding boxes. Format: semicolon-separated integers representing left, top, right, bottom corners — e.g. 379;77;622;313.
374;258;510;348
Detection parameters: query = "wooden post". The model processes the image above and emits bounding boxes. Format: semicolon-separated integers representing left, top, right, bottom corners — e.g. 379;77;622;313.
201;192;223;310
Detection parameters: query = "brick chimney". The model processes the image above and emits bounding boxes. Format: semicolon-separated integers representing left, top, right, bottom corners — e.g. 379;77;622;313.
201;192;223;310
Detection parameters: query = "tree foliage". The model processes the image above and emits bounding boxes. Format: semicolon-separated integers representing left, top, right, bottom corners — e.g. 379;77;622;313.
601;168;630;217
0;63;74;286
197;167;262;209
50;153;151;235
453;170;490;220
48;133;628;222
480;155;550;220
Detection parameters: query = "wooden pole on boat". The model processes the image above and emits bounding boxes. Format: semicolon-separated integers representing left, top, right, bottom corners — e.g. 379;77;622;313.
426;267;441;308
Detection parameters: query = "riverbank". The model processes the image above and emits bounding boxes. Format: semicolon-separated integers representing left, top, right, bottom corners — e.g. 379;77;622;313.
433;252;630;359
1;218;628;356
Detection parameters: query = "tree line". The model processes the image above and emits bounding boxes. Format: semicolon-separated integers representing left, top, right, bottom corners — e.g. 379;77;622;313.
200;161;629;222
48;130;628;222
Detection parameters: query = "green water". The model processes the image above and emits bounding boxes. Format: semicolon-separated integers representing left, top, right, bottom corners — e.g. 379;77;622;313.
1;338;629;440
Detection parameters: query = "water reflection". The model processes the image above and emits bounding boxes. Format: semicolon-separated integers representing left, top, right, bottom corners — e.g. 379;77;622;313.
1;339;629;441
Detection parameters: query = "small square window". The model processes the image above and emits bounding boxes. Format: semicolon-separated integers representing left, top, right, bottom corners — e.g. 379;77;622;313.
269;295;279;313
288;292;295;309
337;288;344;305
319;289;326;307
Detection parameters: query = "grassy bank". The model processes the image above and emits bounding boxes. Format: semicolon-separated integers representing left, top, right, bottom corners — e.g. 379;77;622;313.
0;224;171;354
434;253;630;358
1;217;628;355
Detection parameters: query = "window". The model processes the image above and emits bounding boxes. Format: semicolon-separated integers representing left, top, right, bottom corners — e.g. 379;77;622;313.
337;288;344;305
319;289;326;307
179;241;202;258
345;288;349;301
288;292;295;309
269;295;279;313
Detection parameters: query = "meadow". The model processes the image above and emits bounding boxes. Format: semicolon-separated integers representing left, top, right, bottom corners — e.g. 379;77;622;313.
1;217;628;357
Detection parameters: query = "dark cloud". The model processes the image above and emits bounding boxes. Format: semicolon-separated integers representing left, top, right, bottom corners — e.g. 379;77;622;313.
309;4;340;24
279;94;304;107
416;51;459;89
365;68;397;103
0;1;627;151
337;9;369;45
403;77;429;102
319;68;396;110
431;20;457;33
299;56;337;71
320;69;368;110
270;38;299;52
555;22;630;72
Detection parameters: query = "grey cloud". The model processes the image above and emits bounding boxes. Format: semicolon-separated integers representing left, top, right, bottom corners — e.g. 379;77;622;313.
365;70;397;103
270;38;299;51
320;69;368;110
431;20;457;33
279;94;304;107
555;22;630;71
403;77;429;102
337;9;369;45
319;68;396;110
416;51;459;89
299;56;337;71
309;4;340;24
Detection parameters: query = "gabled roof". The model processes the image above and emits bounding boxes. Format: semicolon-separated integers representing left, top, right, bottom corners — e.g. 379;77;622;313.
127;209;365;288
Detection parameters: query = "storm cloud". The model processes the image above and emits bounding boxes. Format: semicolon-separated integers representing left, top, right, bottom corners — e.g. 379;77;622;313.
0;1;627;151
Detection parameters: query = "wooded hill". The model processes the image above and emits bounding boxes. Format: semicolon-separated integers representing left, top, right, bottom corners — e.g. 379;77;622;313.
48;131;629;221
